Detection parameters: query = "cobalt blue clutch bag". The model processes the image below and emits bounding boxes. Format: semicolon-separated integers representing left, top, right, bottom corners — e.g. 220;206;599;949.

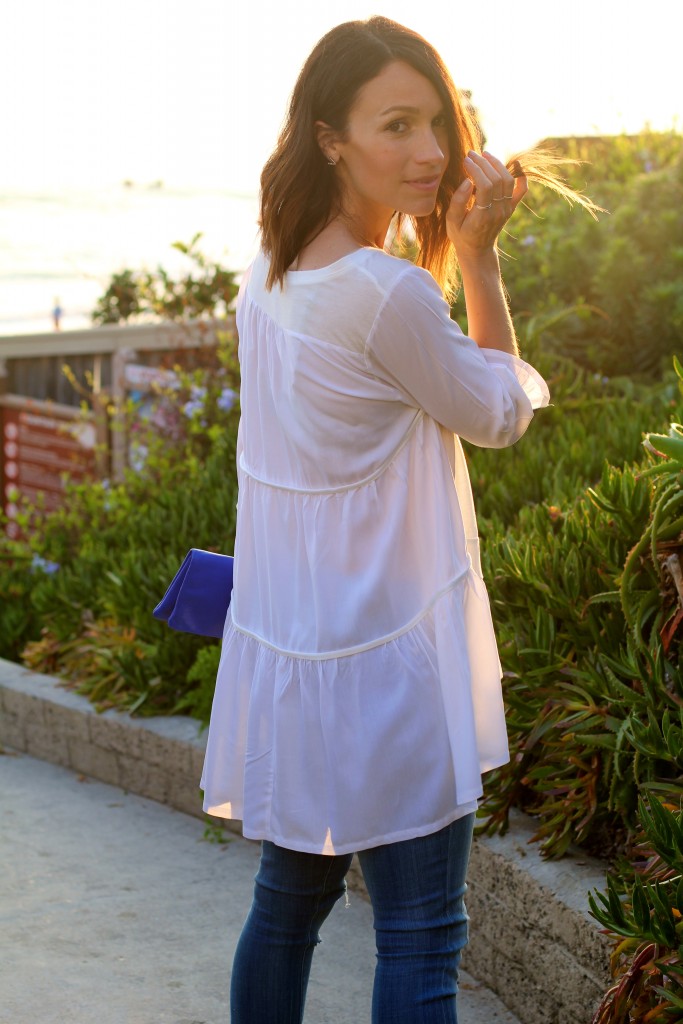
153;549;234;638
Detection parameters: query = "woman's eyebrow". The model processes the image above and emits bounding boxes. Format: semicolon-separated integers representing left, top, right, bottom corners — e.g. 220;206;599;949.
378;104;444;117
378;105;421;116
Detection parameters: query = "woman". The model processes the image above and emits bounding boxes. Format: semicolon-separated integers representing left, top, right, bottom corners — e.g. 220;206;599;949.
201;16;555;1023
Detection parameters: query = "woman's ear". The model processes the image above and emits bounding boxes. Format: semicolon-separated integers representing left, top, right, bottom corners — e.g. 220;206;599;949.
315;121;339;165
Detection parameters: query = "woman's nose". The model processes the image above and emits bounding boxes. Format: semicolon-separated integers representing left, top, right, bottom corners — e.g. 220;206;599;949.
415;130;446;165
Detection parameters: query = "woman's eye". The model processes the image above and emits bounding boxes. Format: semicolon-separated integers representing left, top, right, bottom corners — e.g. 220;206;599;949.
386;120;408;133
433;114;447;128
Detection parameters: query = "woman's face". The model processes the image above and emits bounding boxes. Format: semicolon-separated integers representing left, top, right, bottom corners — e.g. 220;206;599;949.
331;60;450;232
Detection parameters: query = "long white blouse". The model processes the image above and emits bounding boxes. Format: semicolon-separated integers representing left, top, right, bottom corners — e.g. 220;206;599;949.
201;246;550;855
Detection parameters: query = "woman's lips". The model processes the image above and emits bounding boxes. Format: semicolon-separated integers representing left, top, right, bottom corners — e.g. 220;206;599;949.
406;176;441;191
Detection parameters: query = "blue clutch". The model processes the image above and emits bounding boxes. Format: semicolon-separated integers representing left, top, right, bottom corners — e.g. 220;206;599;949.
153;549;234;638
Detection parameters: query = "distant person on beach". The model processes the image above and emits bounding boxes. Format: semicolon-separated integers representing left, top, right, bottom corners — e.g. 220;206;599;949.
199;17;592;1023
52;298;62;331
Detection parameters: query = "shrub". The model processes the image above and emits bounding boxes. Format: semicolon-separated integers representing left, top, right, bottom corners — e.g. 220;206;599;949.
91;233;238;325
477;366;683;859
465;315;680;533
451;131;683;381
589;798;683;1022
14;333;240;718
0;541;45;659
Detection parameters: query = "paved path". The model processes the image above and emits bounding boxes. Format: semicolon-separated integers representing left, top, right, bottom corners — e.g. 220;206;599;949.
0;750;521;1024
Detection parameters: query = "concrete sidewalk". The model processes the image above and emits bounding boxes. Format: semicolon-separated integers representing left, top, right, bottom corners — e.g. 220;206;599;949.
0;750;521;1024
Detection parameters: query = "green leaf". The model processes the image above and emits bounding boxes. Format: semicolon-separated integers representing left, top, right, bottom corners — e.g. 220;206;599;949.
631;879;651;933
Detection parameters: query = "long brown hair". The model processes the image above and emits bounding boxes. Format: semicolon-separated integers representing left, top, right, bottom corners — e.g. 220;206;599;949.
260;16;599;297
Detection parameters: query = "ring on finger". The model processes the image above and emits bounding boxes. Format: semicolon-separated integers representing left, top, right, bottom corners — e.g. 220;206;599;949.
475;202;493;210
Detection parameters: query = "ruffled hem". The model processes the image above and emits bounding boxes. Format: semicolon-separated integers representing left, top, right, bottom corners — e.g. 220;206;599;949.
240;801;478;856
200;575;508;855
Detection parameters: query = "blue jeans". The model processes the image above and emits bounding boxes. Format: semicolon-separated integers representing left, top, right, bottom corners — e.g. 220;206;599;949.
230;813;475;1023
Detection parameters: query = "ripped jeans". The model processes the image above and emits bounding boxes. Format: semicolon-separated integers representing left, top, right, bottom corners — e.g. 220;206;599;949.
230;813;475;1024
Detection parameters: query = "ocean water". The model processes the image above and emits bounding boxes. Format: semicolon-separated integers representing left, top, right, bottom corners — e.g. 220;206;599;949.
0;184;261;337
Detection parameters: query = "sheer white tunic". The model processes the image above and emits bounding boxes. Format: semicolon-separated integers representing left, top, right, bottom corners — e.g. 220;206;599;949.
201;246;550;855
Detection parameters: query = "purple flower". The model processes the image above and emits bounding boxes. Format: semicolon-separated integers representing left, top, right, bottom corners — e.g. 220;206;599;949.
31;554;60;575
182;399;204;418
217;387;237;413
129;443;149;473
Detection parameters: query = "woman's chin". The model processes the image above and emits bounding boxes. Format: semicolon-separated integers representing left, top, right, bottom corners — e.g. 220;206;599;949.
404;198;438;219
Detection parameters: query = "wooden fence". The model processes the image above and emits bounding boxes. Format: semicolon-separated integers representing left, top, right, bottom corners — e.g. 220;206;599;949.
0;319;235;533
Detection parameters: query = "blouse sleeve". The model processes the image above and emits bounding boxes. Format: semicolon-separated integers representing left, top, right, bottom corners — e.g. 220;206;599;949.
364;265;550;448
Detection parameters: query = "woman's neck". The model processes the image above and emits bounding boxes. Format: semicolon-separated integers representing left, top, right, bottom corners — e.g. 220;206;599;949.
293;216;388;272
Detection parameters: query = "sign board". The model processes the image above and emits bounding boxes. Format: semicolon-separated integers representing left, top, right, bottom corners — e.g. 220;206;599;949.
123;363;178;391
1;396;99;539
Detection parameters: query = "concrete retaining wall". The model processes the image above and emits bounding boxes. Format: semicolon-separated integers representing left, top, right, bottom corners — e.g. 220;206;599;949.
0;658;611;1023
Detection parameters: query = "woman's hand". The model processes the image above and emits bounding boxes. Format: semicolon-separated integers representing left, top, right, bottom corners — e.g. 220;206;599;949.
446;151;527;263
445;151;527;356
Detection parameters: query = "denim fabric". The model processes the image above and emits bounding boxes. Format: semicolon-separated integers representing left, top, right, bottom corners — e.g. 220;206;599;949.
230;813;474;1023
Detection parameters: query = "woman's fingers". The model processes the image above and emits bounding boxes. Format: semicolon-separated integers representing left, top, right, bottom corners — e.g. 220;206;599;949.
464;150;527;213
464;151;497;205
447;175;475;230
482;151;514;196
447;150;527;254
